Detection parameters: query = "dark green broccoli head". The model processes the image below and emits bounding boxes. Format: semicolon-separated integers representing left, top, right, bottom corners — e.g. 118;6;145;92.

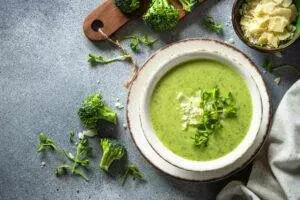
99;138;126;172
78;93;117;129
115;0;141;14
178;0;199;12
143;0;180;32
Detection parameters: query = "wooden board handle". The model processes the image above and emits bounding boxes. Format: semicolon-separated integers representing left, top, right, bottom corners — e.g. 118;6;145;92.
83;0;204;41
83;0;130;41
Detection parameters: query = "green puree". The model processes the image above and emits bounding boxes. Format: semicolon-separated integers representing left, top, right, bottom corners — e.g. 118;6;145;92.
150;59;252;161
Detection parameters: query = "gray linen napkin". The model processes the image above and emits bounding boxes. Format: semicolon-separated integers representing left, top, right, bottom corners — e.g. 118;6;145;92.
217;80;300;200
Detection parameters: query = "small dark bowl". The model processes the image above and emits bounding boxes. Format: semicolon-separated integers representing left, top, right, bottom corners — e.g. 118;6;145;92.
232;0;300;53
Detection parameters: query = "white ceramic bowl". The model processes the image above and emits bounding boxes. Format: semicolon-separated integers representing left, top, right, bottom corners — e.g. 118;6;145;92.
127;39;271;181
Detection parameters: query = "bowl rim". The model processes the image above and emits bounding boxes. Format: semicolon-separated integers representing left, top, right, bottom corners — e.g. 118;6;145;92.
231;0;300;53
139;49;263;172
126;38;272;181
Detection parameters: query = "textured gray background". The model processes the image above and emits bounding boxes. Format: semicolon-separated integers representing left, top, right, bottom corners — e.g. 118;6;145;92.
1;0;300;199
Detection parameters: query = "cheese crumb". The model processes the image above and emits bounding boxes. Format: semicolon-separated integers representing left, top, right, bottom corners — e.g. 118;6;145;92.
40;161;46;168
177;92;203;130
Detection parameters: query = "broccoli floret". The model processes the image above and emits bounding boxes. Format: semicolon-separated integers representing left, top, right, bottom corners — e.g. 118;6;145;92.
178;0;199;12
78;93;117;129
115;0;141;14
99;138;126;172
143;0;180;32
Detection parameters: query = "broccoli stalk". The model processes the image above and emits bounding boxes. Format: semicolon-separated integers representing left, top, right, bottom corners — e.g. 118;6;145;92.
78;93;117;129
143;0;180;32
99;138;125;172
178;0;199;12
114;0;141;14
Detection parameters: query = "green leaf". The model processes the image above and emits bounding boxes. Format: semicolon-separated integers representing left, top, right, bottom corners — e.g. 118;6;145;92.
87;53;130;65
121;165;144;186
55;164;89;181
177;88;237;147
203;16;223;33
124;34;157;53
71;136;92;170
37;132;62;153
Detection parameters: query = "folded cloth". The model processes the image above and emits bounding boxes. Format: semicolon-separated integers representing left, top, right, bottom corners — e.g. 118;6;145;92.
217;80;300;200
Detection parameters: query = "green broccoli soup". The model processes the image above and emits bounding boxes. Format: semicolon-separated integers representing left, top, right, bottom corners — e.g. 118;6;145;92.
149;59;252;161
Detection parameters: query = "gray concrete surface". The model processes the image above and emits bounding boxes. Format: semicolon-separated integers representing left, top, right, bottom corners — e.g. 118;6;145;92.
1;0;299;199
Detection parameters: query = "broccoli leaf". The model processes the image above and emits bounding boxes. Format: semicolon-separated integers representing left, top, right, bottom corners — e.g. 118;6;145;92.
71;136;92;170
87;53;130;66
124;35;157;53
121;165;144;186
99;138;126;172
78;93;117;129
55;164;89;181
37;132;62;153
203;16;223;33
59;136;92;180
37;132;92;181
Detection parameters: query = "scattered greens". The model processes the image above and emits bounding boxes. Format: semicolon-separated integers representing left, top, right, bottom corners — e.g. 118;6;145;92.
37;132;92;181
37;132;143;183
88;53;130;65
114;0;141;14
37;132;62;153
78;93;117;129
93;29;139;88
124;35;157;53
143;0;180;32
203;16;223;33
178;0;199;12
122;165;144;186
99;138;126;172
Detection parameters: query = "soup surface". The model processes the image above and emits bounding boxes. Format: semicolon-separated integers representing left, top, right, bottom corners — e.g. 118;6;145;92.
150;59;252;161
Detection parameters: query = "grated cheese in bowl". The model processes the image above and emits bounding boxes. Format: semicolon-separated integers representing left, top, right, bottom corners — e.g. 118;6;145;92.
240;0;298;48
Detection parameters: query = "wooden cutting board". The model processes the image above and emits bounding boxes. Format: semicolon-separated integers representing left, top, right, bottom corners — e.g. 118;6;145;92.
83;0;205;41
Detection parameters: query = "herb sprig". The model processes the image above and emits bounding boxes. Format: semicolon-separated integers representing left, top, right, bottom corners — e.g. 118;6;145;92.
121;165;144;186
37;132;63;154
203;16;223;33
193;88;237;146
178;88;237;147
124;35;157;53
88;53;131;65
93;29;139;88
55;164;89;181
37;132;92;181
